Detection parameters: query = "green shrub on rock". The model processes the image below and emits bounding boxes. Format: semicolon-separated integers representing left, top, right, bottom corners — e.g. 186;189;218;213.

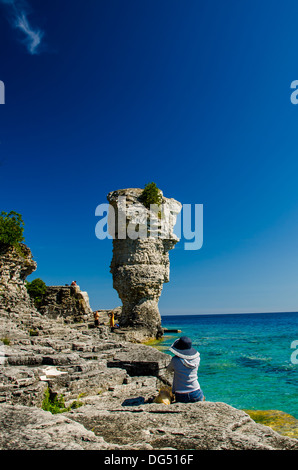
42;388;83;414
139;182;163;209
26;278;47;305
42;388;68;414
0;211;25;247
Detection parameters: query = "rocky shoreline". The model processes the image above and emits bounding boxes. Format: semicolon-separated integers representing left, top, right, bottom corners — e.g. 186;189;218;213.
1;303;298;450
1;242;298;450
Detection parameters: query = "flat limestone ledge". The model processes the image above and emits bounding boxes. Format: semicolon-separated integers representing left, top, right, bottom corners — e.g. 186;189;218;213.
1;401;297;451
0;404;150;450
111;326;163;343
107;341;172;384
65;400;298;451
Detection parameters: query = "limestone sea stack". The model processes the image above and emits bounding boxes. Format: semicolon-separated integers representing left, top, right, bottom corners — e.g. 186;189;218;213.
107;188;182;342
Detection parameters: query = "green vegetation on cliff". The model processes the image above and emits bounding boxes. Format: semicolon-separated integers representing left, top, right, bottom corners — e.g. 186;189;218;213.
26;278;47;306
0;211;25;247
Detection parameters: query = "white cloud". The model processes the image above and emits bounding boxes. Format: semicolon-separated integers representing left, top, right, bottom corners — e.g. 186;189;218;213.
0;0;44;55
15;12;43;54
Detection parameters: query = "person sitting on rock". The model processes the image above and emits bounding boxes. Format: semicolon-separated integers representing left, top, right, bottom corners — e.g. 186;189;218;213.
167;336;204;403
71;280;77;286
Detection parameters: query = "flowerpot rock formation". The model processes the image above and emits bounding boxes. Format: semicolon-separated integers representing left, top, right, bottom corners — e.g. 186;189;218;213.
107;188;182;341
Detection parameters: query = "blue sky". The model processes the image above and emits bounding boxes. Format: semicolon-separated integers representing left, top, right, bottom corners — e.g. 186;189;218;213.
1;0;298;314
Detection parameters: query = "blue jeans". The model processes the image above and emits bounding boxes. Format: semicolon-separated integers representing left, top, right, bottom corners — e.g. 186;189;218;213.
175;389;204;403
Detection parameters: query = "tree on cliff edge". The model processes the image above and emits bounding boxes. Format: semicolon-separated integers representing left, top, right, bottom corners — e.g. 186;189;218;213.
0;211;25;247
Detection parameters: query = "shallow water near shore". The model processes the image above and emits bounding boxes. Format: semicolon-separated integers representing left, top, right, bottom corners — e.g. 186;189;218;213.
158;312;298;419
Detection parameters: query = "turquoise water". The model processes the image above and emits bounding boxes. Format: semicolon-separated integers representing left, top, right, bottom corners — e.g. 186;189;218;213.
159;312;298;418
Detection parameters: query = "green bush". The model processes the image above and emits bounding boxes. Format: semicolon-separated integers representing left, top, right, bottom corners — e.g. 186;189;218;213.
26;278;47;305
42;388;68;414
41;387;83;414
0;211;25;246
139;182;162;209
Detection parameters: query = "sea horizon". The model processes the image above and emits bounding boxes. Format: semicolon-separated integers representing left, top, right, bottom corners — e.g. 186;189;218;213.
161;311;298;317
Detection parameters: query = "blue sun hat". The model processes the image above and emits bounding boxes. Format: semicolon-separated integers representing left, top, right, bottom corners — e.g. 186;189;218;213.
169;336;199;360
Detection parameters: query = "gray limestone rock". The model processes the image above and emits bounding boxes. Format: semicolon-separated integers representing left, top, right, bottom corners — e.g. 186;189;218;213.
0;403;114;450
107;188;181;341
0;243;38;321
107;342;172;385
37;285;93;323
65;400;298;451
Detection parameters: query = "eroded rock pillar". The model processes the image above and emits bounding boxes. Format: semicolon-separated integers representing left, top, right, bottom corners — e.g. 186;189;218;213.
107;188;181;341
